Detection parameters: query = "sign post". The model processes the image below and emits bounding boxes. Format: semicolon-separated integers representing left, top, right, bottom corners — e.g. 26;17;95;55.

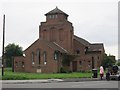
2;14;5;76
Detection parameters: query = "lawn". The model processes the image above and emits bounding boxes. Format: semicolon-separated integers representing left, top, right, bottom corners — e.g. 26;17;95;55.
2;68;92;80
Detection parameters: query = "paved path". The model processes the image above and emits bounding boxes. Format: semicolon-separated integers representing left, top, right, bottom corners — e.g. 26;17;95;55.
2;78;102;84
2;81;119;88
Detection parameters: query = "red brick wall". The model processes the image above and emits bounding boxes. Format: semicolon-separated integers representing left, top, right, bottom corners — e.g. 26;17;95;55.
24;40;61;73
72;39;104;72
39;16;74;53
14;56;25;72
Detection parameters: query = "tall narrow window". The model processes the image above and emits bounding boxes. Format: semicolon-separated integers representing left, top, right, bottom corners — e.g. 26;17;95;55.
79;61;82;65
31;52;35;65
84;47;88;54
43;51;47;65
37;49;40;64
22;62;24;67
54;51;59;60
92;57;94;69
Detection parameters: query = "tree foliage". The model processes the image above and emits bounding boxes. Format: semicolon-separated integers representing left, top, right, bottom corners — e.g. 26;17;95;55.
5;43;23;67
102;54;116;69
62;54;76;66
60;54;77;73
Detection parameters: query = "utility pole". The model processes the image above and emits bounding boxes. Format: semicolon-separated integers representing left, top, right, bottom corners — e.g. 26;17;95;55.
2;14;5;76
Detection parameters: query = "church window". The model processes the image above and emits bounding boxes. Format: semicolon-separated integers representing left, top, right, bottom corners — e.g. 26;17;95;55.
92;57;94;69
76;49;80;54
22;62;24;67
37;49;41;64
84;47;88;53
43;51;47;65
54;51;59;60
79;61;82;65
31;52;35;65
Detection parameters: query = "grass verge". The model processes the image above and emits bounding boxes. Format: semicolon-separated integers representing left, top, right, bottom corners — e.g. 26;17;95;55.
2;68;92;80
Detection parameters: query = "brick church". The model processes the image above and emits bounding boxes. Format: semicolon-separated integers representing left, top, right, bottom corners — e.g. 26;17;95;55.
14;7;105;73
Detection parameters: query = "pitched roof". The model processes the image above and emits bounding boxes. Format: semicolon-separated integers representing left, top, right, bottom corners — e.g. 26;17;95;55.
45;7;68;16
52;42;68;53
88;43;104;52
73;35;104;52
24;39;68;53
74;35;90;46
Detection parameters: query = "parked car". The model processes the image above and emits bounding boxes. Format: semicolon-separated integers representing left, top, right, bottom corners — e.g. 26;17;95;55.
109;66;120;80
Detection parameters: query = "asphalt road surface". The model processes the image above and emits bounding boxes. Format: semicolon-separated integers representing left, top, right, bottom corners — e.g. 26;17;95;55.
2;81;119;88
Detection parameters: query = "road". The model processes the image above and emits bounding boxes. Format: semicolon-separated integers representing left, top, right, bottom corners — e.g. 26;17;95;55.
2;81;119;88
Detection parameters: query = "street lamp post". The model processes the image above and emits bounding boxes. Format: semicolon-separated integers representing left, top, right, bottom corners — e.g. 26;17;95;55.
2;14;5;76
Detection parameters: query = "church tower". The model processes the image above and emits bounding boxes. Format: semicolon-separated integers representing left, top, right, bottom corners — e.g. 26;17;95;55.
39;7;74;53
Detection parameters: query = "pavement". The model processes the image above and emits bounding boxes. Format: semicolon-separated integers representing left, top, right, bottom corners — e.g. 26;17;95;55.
2;77;106;84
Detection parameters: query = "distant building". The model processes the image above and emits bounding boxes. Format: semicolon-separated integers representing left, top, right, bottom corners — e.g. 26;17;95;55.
14;7;105;73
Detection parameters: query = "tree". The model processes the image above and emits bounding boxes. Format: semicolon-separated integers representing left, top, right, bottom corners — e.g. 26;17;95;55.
5;43;23;67
60;54;77;73
102;54;116;69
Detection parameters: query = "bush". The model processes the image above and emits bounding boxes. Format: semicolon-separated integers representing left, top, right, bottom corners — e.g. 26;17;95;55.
60;67;67;73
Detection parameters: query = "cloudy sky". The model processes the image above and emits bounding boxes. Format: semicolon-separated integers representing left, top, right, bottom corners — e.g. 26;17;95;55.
0;0;118;59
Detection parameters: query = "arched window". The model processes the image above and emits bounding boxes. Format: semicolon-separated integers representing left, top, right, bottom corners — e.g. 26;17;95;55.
43;51;47;65
37;49;40;64
31;52;35;64
54;51;59;60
